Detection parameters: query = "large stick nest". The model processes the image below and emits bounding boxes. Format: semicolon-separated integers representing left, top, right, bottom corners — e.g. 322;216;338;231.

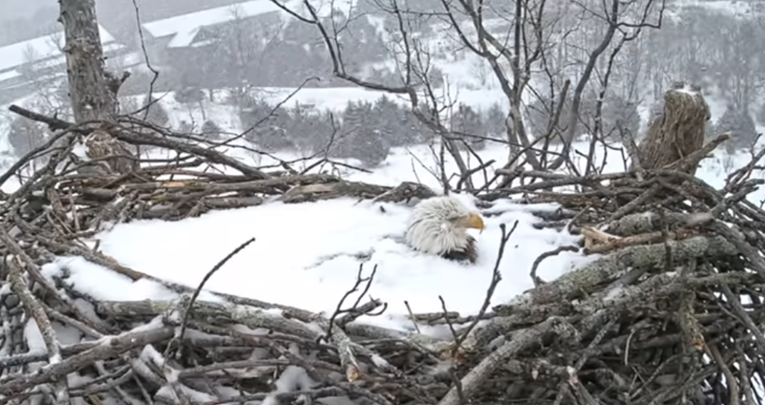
0;104;764;405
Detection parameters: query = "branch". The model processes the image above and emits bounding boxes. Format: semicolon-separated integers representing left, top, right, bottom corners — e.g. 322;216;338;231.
174;237;256;347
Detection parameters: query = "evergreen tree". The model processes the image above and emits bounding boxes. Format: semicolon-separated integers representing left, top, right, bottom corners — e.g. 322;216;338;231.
756;103;765;126
175;87;205;105
450;103;486;150
8;115;47;158
334;101;390;167
201;120;222;139
138;95;170;127
485;103;507;142
371;96;403;146
716;105;758;151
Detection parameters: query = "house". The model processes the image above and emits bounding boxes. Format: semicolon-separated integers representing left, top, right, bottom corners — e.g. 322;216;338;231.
0;25;125;103
142;0;286;49
140;0;292;89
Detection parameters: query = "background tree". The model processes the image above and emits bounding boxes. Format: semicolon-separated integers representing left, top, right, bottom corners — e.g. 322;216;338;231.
264;0;665;189
716;104;758;151
449;103;485;150
138;95;170;127
7;112;47;158
333;101;390;167
201;119;223;139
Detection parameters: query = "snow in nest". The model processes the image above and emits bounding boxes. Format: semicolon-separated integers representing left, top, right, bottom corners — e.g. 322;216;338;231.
33;133;765;334
39;258;222;303
43;192;595;334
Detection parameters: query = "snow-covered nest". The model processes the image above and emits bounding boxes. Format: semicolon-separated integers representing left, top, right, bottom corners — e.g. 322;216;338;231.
44;194;592;335
5;95;765;404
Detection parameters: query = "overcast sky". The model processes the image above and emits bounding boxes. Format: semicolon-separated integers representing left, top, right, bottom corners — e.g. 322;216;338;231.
2;0;43;20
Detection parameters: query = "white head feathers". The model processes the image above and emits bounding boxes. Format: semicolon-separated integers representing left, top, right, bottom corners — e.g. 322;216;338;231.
404;195;485;263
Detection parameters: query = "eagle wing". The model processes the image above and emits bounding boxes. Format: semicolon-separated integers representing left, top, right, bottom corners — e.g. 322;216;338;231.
440;235;477;264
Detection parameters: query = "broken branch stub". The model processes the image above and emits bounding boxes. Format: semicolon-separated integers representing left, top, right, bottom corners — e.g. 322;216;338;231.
634;83;712;177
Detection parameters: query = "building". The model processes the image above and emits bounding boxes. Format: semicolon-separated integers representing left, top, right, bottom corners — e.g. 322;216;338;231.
0;25;125;104
140;0;290;89
142;0;285;49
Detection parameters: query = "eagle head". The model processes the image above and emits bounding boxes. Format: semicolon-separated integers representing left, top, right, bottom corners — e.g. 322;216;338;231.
404;196;484;263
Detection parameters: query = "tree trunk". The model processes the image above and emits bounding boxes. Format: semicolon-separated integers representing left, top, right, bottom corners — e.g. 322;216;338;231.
59;0;137;174
59;0;117;123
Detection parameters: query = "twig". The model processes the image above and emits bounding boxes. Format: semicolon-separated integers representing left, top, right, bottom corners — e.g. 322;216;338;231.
0;328;175;399
404;300;422;334
3;255;68;404
708;343;741;405
174;237;256;346
321;264;380;344
530;245;580;287
453;220;519;352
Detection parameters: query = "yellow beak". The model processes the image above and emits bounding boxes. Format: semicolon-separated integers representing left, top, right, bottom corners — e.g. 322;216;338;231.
458;212;485;233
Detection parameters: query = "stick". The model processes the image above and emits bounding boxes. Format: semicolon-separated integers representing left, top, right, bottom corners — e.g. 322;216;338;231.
530;245;580;286
175;237;256;344
0;328;175;398
4;255;68;404
454;220;519;352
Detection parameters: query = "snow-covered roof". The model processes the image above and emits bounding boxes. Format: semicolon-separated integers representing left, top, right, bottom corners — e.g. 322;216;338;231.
0;71;21;82
141;0;355;48
0;25;121;79
142;0;284;48
679;0;760;18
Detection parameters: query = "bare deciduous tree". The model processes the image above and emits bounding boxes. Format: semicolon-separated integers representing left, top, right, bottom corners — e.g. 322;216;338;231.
267;0;665;191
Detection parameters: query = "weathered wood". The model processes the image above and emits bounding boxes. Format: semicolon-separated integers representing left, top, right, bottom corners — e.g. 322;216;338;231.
634;82;711;176
514;235;738;307
438;317;578;405
280;180;390;203
96;299;321;340
58;0;137;174
372;181;437;205
59;0;117;123
0;327;175;397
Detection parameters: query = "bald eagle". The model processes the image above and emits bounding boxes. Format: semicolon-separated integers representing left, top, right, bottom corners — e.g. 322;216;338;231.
404;196;485;263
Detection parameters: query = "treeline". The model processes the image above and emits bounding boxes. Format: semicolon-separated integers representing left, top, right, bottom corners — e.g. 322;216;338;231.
6;88;761;171
121;91;509;167
235;95;507;167
710;104;763;151
156;91;508;167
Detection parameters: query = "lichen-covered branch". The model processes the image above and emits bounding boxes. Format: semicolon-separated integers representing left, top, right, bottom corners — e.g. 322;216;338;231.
96;300;321;340
518;235;736;306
